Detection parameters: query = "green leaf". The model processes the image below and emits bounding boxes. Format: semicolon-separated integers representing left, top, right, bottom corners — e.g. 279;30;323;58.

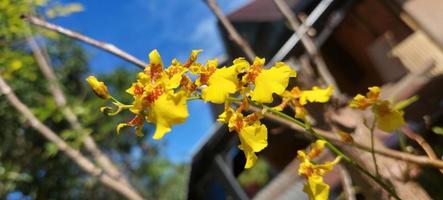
44;143;58;157
61;129;77;140
432;126;443;135
394;95;419;110
45;3;83;18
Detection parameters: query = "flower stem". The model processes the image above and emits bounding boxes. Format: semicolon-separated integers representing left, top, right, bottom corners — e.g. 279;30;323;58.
262;105;400;200
369;118;380;177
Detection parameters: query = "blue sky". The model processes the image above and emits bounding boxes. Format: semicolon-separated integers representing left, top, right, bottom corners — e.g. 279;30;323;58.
52;0;249;163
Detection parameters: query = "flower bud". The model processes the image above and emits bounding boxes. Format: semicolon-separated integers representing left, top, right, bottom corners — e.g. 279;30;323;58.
86;76;110;99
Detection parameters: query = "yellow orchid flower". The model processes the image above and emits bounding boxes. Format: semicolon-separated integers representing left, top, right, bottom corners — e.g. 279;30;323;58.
273;86;332;120
85;76;110;99
238;122;268;168
148;90;189;140
297;140;341;200
349;86;380;110
201;65;239;104
219;107;268;168
372;100;405;132
349;86;406;132
119;49;192;138
249;61;295;103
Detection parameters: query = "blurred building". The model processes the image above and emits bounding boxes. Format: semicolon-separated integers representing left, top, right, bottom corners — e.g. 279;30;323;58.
187;0;443;199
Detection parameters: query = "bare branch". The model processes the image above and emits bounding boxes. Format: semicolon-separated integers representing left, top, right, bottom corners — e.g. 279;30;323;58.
338;164;357;200
0;76;144;200
26;33;136;188
400;126;443;173
274;0;341;95
204;0;256;61
22;15;147;69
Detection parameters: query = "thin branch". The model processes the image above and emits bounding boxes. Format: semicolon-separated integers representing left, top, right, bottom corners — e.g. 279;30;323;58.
26;33;136;188
338;164;357;200
400;126;443;173
204;0;256;61
274;0;341;95
247;104;443;169
368;119;380;177
22;15;147;69
0;76;144;200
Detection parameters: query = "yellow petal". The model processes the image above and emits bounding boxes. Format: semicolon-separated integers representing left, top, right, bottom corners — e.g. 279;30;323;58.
372;100;405;132
298;160;313;176
349;94;371;110
239;123;268;152
149;91;189;139
217;107;235;123
165;66;188;89
252;57;265;67
314;157;341;176
250;62;293;103
166;73;183;89
86;76;110;99
303;175;330;200
295;106;308;120
202;66;239;104
238;143;258;169
367;86;380;100
232;57;250;73
184;49;203;67
129;97;144;114
116;123;128;134
236;122;268;169
307;140;326;159
349;86;380;110
148;49;163;68
299;86;333;105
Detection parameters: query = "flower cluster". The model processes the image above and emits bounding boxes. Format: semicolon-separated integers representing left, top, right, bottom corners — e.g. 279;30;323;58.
86;49;334;169
349;86;405;132
297;140;341;200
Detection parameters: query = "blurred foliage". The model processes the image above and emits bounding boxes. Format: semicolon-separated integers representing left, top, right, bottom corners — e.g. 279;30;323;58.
238;158;269;187
0;0;187;199
45;3;83;19
432;126;443;136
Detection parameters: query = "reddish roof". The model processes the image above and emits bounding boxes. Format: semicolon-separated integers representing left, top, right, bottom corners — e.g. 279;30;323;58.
227;0;301;22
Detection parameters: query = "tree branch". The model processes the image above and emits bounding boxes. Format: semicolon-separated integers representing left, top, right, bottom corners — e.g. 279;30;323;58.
22;15;147;69
274;0;341;95
0;76;144;200
400;126;443;173
338;164;356;200
26;33;137;188
204;0;256;61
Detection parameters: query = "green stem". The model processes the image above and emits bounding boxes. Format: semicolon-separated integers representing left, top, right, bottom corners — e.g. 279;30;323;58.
369;118;380;177
262;105;400;200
